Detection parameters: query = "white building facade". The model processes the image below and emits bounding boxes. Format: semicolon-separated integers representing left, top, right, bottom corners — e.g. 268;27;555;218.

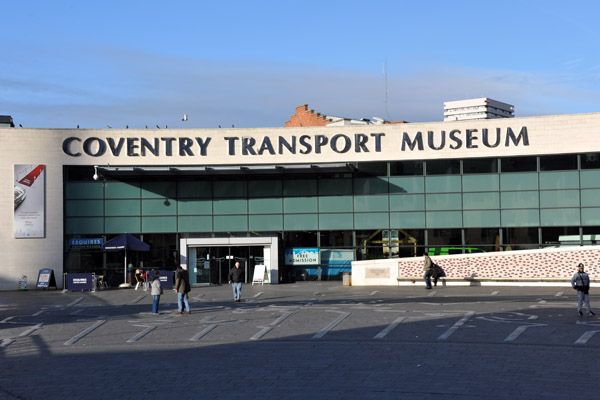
1;112;600;290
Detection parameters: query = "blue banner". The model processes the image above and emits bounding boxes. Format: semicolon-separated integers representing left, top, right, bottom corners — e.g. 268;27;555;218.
69;238;103;249
146;270;174;289
67;273;94;291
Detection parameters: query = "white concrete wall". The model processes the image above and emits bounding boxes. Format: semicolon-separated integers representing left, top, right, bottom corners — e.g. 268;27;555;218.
0;129;65;290
352;246;600;287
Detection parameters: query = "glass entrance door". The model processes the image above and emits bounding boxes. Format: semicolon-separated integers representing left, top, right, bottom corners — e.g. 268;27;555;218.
188;245;268;285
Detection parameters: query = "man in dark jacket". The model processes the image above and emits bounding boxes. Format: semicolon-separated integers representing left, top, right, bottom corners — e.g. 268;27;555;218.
228;262;244;302
174;267;191;314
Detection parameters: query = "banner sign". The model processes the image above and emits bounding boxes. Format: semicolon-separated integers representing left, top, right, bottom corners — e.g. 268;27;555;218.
14;164;46;238
285;248;319;265
146;270;174;289
69;238;103;249
66;273;94;291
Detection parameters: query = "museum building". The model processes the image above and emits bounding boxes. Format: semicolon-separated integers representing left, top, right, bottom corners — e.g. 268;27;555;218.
2;105;600;291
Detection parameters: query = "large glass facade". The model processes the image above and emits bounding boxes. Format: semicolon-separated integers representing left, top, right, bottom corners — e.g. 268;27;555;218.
64;153;600;282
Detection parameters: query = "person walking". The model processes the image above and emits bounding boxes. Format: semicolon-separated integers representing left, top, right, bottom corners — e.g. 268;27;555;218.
423;253;433;289
571;263;595;317
228;261;244;302
174;267;191;314
150;270;163;315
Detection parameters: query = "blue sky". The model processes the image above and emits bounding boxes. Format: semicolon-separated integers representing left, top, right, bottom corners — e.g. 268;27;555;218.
2;0;600;129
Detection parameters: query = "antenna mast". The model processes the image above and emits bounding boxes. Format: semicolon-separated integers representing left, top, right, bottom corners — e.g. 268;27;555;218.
384;57;391;121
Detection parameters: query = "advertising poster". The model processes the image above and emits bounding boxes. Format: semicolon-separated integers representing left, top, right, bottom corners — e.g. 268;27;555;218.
284;248;319;265
14;164;45;238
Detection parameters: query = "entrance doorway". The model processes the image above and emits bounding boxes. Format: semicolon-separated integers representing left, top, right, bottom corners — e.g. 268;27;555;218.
190;245;265;285
180;236;279;285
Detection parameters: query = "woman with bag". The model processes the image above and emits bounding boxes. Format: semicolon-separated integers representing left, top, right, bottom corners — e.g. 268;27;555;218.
571;263;595;317
150;270;163;315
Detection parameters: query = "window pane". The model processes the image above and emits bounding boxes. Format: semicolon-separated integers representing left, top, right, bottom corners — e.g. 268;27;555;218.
581;189;600;207
66;200;103;217
426;193;462;210
500;173;538;190
318;178;352;196
425;176;461;193
582;227;600;243
581;153;600;169
580;170;600;188
462;174;499;192
284;214;318;230
390;194;425;211
389;176;425;194
178;216;212;232
213;180;247;198
354;213;389;229
178;199;212;215
541;226;579;247
319;213;354;230
248;180;282;197
501;210;539;226
142;216;177;233
354;177;388;195
284;231;318;247
539;190;580;208
142;181;176;198
213;198;248;214
177;181;212;198
249;214;283;231
463;210;500;227
214;215;248;231
582;209;600;225
502;227;538;250
426;211;462;228
357;162;387;176
319;231;354;247
142;199;177;215
464;228;500;246
106;199;140;216
501;156;537;172
284;197;318;213
65;218;104;235
540;154;577;171
105;181;140;198
390;161;423;176
249;198;282;213
539;171;579;190
283;179;317;196
500;192;539;208
462;158;498;174
428;229;461;246
105;217;140;233
354;195;389;212
540;209;580;226
319;196;353;212
463;192;499;209
390;212;425;228
426;159;460;175
66;182;103;199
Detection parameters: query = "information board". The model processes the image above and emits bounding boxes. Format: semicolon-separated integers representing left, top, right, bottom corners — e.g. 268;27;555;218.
36;268;57;290
252;264;266;285
66;273;94;291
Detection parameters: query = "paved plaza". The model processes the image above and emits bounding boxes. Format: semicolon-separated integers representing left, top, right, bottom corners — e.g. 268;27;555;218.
1;282;599;399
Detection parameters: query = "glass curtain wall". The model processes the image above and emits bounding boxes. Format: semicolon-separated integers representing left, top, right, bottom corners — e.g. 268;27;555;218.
64;153;600;281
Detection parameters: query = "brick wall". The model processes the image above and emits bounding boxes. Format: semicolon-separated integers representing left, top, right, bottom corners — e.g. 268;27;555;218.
284;104;331;127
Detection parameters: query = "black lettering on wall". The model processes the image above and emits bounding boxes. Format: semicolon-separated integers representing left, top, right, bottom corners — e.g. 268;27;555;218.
83;137;107;157
402;132;423;151
141;138;159;156
62;137;81;157
331;134;351;153
449;130;462;149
